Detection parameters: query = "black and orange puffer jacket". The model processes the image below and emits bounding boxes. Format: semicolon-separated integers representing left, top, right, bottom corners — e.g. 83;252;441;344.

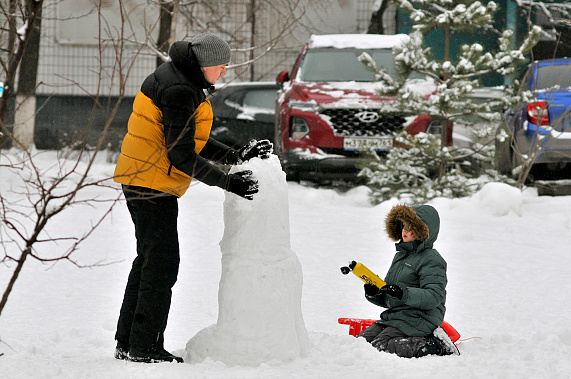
114;41;233;197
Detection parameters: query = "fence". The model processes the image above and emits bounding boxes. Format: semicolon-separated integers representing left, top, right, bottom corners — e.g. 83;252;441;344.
34;0;394;96
4;0;397;149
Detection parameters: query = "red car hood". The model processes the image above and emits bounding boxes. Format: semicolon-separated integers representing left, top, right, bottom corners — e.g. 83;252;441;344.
288;81;392;107
287;80;436;107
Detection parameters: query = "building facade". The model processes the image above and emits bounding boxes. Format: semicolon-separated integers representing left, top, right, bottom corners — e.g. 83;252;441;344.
15;0;392;148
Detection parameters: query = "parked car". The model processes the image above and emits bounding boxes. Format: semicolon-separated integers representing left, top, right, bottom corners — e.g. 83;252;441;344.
208;81;280;150
275;34;444;183
497;58;571;178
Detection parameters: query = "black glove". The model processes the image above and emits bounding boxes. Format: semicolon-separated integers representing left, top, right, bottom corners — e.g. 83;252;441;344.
238;139;273;162
225;170;259;200
379;284;403;300
364;283;381;297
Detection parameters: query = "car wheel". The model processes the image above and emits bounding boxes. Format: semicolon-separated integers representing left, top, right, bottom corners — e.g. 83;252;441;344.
284;167;301;182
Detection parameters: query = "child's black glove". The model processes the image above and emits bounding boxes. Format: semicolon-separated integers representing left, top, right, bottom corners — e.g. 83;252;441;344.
379;284;403;300
238;139;273;162
225;170;258;200
364;283;381;297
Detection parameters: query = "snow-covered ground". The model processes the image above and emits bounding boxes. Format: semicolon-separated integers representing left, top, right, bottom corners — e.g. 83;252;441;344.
1;150;571;378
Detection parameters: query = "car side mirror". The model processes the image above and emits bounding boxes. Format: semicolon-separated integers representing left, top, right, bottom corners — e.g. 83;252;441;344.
276;70;290;85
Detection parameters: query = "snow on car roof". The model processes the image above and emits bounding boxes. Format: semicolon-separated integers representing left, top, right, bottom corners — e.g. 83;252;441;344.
308;34;409;49
215;81;277;89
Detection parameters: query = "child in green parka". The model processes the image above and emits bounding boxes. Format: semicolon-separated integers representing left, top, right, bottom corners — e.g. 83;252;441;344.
358;204;460;358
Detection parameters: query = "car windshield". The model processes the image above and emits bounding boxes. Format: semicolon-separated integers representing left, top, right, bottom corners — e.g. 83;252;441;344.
297;48;396;82
536;63;571;90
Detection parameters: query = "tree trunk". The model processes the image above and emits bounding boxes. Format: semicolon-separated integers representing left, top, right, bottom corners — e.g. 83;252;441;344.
442;26;451;156
367;0;389;34
156;1;174;68
1;0;17;119
249;0;256;81
13;0;42;150
0;247;30;317
13;95;36;149
0;0;17;149
444;26;450;61
169;0;179;47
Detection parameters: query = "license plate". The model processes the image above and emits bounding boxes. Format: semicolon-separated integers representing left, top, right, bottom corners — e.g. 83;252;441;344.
343;137;393;151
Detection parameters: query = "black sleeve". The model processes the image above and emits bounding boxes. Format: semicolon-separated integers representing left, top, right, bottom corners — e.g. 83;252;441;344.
200;138;239;165
162;85;228;188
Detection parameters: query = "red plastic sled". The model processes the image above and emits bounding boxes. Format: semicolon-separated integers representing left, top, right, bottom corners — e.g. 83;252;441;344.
338;318;460;343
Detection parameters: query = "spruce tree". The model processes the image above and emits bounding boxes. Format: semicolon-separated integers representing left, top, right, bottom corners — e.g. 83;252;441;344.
359;0;541;203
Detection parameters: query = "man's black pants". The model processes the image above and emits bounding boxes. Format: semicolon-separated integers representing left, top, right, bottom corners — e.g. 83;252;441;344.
115;185;180;350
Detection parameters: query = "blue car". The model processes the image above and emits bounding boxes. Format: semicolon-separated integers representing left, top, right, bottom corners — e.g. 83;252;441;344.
497;58;571;178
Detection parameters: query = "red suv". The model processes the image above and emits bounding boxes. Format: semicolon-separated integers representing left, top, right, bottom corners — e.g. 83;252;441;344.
275;34;443;182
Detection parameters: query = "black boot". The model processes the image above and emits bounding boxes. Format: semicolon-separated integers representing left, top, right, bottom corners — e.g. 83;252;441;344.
114;341;130;361
127;346;184;363
432;326;460;356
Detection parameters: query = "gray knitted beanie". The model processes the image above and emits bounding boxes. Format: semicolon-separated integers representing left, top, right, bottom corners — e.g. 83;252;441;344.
191;33;231;67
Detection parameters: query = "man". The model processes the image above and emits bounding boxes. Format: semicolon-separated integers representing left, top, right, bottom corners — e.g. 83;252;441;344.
113;33;272;363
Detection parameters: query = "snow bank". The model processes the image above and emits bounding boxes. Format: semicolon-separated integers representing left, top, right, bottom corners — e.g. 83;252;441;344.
472;182;523;217
185;156;309;365
3;150;571;378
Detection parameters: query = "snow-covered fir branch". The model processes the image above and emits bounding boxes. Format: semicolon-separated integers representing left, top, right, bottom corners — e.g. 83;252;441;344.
359;0;538;203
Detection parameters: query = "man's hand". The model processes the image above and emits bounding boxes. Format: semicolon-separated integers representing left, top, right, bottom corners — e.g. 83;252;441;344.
225;170;258;200
238;139;273;162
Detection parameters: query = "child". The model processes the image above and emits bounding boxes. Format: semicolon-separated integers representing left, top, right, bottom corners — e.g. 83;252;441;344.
358;204;460;358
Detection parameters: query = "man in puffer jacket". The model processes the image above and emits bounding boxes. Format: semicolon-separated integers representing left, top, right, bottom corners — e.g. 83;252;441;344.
113;33;273;363
358;204;460;358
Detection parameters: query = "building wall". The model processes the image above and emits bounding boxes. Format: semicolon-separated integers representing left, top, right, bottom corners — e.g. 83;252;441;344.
37;0;159;97
35;0;391;97
395;0;571;86
14;0;396;149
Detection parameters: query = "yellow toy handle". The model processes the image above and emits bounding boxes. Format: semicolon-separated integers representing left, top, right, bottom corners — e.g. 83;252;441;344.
340;261;386;289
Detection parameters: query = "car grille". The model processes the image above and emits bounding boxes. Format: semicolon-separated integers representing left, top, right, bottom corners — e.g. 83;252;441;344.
320;108;406;137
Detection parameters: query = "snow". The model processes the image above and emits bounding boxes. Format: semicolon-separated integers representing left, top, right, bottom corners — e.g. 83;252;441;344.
2;150;571;378
226;101;274;121
185;157;309;365
309;34;409;49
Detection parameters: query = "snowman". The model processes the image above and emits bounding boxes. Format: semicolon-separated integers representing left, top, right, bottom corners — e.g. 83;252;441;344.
185;155;309;366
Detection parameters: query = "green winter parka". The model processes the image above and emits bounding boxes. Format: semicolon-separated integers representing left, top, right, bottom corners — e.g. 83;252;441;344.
367;204;447;337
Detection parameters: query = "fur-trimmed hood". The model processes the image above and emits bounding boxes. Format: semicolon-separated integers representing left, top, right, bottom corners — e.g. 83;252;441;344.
386;204;440;248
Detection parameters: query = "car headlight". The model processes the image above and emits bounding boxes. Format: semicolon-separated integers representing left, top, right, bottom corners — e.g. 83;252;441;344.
290;117;310;140
288;98;318;112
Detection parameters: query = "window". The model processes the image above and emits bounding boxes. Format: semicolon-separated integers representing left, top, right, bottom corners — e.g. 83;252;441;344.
536;63;571;90
56;0;156;45
243;89;277;110
298;48;396;82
